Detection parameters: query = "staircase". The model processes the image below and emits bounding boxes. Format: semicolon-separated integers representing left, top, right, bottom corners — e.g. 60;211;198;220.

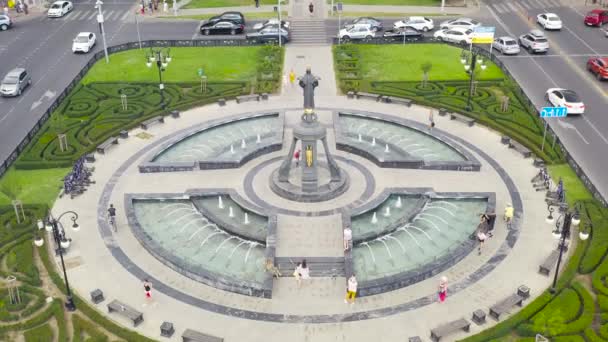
275;257;345;277
289;18;330;46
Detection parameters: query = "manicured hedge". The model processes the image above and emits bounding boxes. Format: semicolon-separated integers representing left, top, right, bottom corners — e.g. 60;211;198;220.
579;200;608;274
585;327;608;342
73;314;109;342
593;258;608;297
531;288;580;325
23;323;53;342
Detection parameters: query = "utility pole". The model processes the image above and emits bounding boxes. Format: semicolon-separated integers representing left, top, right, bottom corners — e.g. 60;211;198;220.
95;0;109;63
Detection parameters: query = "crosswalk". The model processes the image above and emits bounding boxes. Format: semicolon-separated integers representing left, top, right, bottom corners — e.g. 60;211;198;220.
488;0;564;14
40;8;135;22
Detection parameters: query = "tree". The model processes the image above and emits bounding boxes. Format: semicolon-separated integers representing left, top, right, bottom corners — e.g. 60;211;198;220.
420;62;432;88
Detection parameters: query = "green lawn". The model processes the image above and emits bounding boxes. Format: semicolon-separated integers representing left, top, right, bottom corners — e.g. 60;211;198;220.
356;44;504;82
0;167;69;207
161;11;286;20
547;164;593;205
332;0;440;5
329;11;457;17
184;0;277;9
82;46;263;83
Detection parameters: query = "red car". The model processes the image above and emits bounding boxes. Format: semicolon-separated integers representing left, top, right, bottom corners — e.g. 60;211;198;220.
587;57;608;80
584;9;608;26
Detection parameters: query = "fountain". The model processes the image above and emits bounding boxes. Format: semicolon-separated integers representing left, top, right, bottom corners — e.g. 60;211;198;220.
228;206;234;218
230;144;235;154
256;134;261;143
218;196;224;209
244;212;250;225
371;212;378;224
385;144;390;153
384;206;391;217
241;139;246;149
358;133;362;142
372;137;376;146
396;196;402;208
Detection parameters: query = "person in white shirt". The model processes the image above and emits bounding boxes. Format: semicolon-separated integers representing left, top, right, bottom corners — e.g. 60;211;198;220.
477;229;487;255
293;260;310;288
343;227;352;251
345;274;358;304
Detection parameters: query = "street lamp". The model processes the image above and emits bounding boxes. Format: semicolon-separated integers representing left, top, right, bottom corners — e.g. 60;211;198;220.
460;49;486;112
548;207;581;294
146;47;172;109
95;0;109;63
277;0;285;47
35;211;81;311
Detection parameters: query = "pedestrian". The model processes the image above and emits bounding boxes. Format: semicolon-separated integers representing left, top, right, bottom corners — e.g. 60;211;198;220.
3;6;8;16
477;229;487;255
345;274;358;304
308;1;314;16
107;204;117;231
428;108;435;131
23;2;27;14
481;212;496;237
140;3;145;14
289;69;296;86
265;259;282;278
143;279;152;298
294;149;301;167
163;0;167;12
255;0;259;7
438;276;448;303
504;203;514;226
153;0;158;10
343;226;352;251
293;259;310;288
15;1;21;13
148;0;153;13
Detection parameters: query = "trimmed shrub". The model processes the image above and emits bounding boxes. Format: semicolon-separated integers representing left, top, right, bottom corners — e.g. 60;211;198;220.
579;200;608;274
557;282;594;335
73;314;109;342
585;327;608;342
23;323;53;342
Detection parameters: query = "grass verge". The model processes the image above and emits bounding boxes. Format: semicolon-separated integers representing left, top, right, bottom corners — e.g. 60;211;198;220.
0;167;69;207
183;0;278;9
159;11;287;20
329;11;458;17
547;164;594;205
331;0;441;5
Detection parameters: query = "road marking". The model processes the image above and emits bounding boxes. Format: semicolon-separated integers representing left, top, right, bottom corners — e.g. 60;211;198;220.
494;3;506;14
562;25;602;56
487;5;515;36
121;11;131;20
519;0;531;10
0;106;15;124
507;2;519;12
191;23;200;40
557;120;590;144
105;10;115;20
547;0;560;7
87;11;97;20
500;53;599;58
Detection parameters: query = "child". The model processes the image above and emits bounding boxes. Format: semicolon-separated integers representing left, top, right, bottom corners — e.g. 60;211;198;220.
343;226;352;251
293;260;310;288
345;274;358;304
438;276;448;303
143;279;152;298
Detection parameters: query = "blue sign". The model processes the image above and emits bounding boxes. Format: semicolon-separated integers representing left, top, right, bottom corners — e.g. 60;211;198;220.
474;26;496;33
540;107;567;118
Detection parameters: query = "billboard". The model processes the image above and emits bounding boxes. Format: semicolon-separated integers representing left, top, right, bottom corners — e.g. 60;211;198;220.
472;26;495;44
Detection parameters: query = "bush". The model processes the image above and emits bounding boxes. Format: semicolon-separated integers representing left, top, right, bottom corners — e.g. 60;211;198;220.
23;323;53;342
530;288;581;327
593;258;608;296
558;282;594;335
6;240;39;282
579;200;608;273
73;314;109;342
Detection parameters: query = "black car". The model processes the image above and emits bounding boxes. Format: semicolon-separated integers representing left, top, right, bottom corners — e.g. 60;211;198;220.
200;20;245;35
247;26;290;44
207;11;245;25
382;27;423;41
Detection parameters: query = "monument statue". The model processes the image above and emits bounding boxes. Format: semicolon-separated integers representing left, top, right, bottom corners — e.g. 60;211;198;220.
299;67;319;112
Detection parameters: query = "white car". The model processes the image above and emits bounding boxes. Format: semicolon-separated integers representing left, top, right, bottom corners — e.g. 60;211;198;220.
72;32;96;53
537;13;562;30
545;88;585;115
433;27;473;44
493;36;520;55
47;0;73;17
339;24;375;40
439;17;480;30
393;16;434;32
252;18;289;31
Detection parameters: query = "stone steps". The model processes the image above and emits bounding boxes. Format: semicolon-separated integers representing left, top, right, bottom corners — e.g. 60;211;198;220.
275;257;345;277
289;19;330;45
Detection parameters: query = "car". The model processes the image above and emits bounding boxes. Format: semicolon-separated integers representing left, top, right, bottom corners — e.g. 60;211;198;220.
439;17;480;30
206;11;245;25
253;18;289;31
345;17;383;31
493;36;520;55
584;9;608;26
519;29;549;53
433;27;473;45
72;32;96;53
393;16;434;32
339;24;376;40
247;26;290;44
382;27;423;41
200;19;244;35
586;57;608;80
537;13;562;30
0;14;11;31
545;88;585;115
47;1;73;18
0;68;31;97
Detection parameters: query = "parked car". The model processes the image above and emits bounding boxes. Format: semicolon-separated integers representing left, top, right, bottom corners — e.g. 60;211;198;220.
537;13;562;30
72;32;96;53
586;57;608;80
439;17;480;30
345;17;383;31
206;11;245;25
247;26;290;44
200;19;244;35
584;9;608;26
433;27;473;45
47;1;73;18
393;16;434;32
0;68;31;97
382;27;423;41
0;15;11;31
339;24;376;40
545;88;585;115
519;29;549;53
253;18;289;31
493;36;520;55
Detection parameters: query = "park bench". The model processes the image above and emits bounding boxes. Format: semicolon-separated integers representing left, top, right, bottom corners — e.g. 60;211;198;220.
356;92;382;101
170;110;180;118
384;96;413;107
347;91;355;99
119;130;129;139
430;318;470;341
449;113;475;127
489;293;525;320
140;116;165;130
408;337;422;342
96;136;118;154
501;136;511;145
438;108;449;117
107;299;143;327
236;94;259;103
260;93;269;100
539;250;560;276
182;328;223;342
508;140;532;158
85;153;95;162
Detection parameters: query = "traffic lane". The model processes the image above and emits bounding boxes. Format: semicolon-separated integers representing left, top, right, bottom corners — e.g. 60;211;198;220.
554;7;608;55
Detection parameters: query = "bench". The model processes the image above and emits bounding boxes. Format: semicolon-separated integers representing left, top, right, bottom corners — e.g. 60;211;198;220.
408;337;422;342
107;299;143;327
489;293;524;320
438;108;449;117
356;92;381;101
347;91;355;99
140;116;165;130
119;130;129;139
85;153;96;162
384;96;413;107
430;318;470;341
534;158;545;167
260;93;269;100
182;328;223;342
539;250;559;276
501;136;511;145
508;140;532;158
218;98;226;106
449;113;475;127
236;94;259;103
170;110;180;118
96;136;118;154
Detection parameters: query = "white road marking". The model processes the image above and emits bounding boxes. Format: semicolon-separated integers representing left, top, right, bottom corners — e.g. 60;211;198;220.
562;25;602;56
557;120;590;144
87;11;97;20
494;3;506;14
499;53;598;58
121;11;131;20
191;23;200;40
514;1;528;12
507;2;519;12
105;10;116;20
0;106;15;124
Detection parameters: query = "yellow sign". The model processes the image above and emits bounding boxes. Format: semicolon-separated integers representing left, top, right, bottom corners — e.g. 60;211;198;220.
472;36;494;44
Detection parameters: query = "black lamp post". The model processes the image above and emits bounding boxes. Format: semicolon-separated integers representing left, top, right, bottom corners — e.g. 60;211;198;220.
146;47;172;109
36;211;80;311
548;207;581;294
460;50;486;112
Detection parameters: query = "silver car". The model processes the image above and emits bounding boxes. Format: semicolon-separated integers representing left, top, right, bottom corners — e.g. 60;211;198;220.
1;68;31;97
519;29;549;53
493;36;520;55
0;14;11;31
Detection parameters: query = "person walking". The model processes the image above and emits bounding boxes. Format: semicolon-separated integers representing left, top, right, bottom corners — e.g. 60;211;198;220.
438;276;448;303
289;69;296;86
345;274;357;304
3;6;8;16
293;260;310;288
107;204;117;232
255;0;259;7
143;279;152;298
140;2;145;14
293;149;301;167
428;109;435;131
22;1;27;14
343;226;352;251
148;0;153;13
477;229;487;255
504;203;514;227
162;0;168;12
308;2;314;16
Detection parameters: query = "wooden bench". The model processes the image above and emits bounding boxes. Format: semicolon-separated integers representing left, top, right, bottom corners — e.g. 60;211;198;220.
140;116;165;130
539;250;559;276
508;140;532;158
356;92;381;101
384;96;413;107
489;293;524;320
450;113;475;127
96;136;118;154
182;328;223;342
236;94;259;103
430;318;470;341
107;300;143;327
